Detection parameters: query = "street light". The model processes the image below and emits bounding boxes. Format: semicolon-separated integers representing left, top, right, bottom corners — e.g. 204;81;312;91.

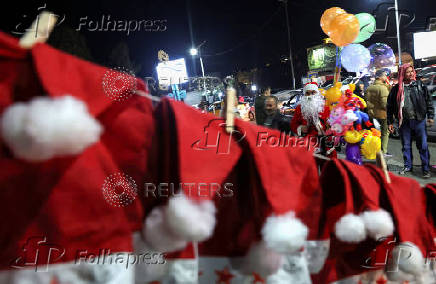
251;84;257;92
189;48;198;56
189;41;207;92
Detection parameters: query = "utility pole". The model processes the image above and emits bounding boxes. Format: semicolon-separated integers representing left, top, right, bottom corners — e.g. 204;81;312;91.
279;0;296;90
394;0;402;65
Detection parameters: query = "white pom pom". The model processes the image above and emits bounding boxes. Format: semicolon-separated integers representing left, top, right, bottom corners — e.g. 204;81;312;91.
261;212;308;254
239;241;283;278
165;194;216;242
386;242;425;281
143;206;188;252
1;96;103;161
335;213;366;243
360;210;394;240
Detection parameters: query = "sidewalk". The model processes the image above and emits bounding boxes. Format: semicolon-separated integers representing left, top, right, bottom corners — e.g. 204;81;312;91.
337;153;436;186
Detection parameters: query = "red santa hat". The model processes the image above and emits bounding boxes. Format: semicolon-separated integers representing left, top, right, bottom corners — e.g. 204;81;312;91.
366;167;435;281
320;160;394;244
303;82;319;94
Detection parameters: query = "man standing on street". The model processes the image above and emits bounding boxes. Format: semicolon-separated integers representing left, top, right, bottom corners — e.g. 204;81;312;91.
387;64;434;178
366;70;392;157
255;86;271;125
262;96;291;133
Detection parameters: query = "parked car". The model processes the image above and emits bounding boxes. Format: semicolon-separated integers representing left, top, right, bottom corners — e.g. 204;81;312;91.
271;89;303;117
421;72;436;94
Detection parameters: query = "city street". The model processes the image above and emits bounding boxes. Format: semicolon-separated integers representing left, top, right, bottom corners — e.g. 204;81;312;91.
384;136;436;185
338;136;436;185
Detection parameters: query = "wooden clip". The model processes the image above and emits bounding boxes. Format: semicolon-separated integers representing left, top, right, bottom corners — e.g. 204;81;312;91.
225;87;236;134
376;151;391;184
19;11;57;49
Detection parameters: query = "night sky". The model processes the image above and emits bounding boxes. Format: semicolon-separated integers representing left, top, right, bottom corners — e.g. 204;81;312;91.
1;0;436;88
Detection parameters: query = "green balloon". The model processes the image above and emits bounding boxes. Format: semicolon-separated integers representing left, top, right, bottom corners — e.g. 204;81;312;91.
353;13;376;43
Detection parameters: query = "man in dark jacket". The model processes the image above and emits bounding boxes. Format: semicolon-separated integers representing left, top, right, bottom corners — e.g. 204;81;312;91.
387;64;434;178
262;96;291;133
254;86;271;125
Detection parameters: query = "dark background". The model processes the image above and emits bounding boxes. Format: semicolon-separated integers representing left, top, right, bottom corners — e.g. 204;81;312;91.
1;0;435;89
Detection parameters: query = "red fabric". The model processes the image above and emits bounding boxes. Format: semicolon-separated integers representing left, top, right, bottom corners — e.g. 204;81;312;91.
313;160;392;283
152;99;321;258
290;105;330;136
313;160;435;283
367;166;435;256
0;31;153;269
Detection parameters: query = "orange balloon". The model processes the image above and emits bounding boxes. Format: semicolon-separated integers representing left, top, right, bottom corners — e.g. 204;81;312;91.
321;7;347;35
329;13;360;47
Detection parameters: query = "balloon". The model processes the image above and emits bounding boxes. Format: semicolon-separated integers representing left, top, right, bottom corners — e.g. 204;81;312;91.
371;128;381;138
325;82;342;107
368;43;396;69
344;130;363;144
361;135;381;160
353;13;376;43
346;143;363;165
329;13;360;47
341;44;371;73
321;7;347;35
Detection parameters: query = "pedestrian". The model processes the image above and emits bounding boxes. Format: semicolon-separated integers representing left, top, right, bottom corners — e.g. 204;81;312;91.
290;82;337;158
366;70;392;157
354;81;365;99
387;64;435;178
261;96;291;133
254;86;271;125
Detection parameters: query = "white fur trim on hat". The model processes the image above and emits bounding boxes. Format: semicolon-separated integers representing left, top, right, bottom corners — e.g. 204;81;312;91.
335;213;366;243
261;211;308;254
239;241;284;278
360;210;394;241
0;96;103;162
143;206;188;252
386;242;425;281
165;194;216;242
303;83;319;94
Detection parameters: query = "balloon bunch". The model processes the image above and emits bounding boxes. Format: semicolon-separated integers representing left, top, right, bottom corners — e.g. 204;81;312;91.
344;129;381;161
321;8;360;47
321;9;390;75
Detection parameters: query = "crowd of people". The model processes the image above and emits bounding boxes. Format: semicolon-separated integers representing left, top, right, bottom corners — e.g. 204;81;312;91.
252;63;434;178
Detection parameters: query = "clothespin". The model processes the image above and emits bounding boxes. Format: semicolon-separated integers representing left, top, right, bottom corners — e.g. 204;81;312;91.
19;11;57;49
225;87;236;134
376;151;391;184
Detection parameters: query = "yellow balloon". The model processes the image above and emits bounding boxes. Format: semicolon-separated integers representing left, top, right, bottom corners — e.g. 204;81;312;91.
361;136;381;160
349;83;356;93
321;7;347;35
344;130;362;144
325;83;343;107
329;13;360;47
